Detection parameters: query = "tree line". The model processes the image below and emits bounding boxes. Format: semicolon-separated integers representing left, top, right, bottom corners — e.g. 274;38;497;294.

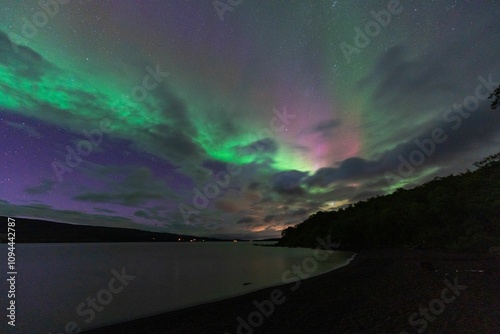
278;152;500;252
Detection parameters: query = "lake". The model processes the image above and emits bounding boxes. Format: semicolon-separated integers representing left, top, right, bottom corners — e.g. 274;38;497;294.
0;242;355;333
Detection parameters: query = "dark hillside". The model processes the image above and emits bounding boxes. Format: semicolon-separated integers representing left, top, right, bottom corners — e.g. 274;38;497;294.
278;153;500;252
0;216;222;243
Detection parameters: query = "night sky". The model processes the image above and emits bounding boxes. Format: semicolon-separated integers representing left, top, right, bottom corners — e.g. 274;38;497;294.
0;1;499;239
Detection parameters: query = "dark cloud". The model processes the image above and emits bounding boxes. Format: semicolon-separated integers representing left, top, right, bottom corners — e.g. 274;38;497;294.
307;99;499;189
201;160;230;175
131;207;177;224
134;209;154;220
310;118;341;135
359;45;453;111
94;207;116;213
290;208;307;216
263;214;275;223
237;216;255;224
215;198;244;213
247;182;260;191
237;138;278;156
271;170;308;195
0;31;47;80
75;191;164;206
304;102;499;212
306;28;500;190
25;180;56;195
305;158;377;187
5;121;42;137
140;126;202;160
292;144;310;152
74;167;176;206
357;12;500;159
372;103;500;188
1;31;208;171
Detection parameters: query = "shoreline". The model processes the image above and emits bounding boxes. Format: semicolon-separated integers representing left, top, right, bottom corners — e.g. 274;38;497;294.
83;249;499;333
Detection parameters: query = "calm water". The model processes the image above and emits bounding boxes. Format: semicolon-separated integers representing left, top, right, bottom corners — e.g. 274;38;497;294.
0;242;354;333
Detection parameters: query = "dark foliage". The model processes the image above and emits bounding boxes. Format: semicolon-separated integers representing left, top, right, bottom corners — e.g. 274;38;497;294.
490;84;500;110
278;153;500;252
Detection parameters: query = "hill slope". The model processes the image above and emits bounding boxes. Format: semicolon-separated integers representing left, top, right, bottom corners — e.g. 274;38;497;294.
0;216;222;243
278;153;500;252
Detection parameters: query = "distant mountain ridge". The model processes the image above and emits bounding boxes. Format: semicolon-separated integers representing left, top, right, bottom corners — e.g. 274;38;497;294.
0;216;223;243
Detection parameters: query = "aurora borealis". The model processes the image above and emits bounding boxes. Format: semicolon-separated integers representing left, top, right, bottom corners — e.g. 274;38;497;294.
0;1;499;239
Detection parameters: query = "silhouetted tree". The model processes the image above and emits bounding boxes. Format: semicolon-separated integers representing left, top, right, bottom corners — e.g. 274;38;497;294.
474;152;500;169
489;85;500;110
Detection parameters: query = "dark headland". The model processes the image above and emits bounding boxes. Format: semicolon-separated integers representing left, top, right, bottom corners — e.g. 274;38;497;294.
0;217;223;243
